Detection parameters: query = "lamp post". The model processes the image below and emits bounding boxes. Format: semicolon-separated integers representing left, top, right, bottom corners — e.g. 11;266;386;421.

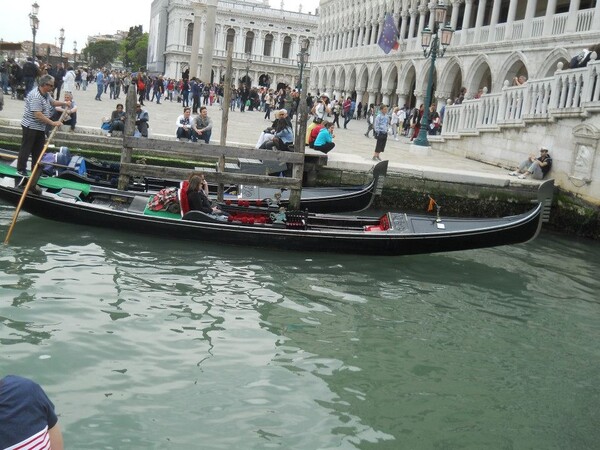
245;53;252;89
296;39;309;93
29;2;40;58
59;28;65;59
73;41;77;67
294;39;310;143
413;1;454;147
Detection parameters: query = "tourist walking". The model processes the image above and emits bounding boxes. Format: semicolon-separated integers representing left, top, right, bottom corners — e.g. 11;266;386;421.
372;104;389;161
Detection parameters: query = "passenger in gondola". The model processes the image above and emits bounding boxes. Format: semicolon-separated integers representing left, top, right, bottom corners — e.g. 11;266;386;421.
186;175;223;215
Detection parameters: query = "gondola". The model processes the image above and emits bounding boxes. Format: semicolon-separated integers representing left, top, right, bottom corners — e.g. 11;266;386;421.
0;164;553;256
0;148;388;213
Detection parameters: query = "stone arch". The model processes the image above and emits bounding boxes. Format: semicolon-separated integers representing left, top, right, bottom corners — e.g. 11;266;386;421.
439;56;464;101
383;63;400;105
321;69;329;94
370;64;384;104
263;33;274;56
226;28;236;51
467;54;493;95
244;31;255;54
346;66;357;92
186;23;194;47
356;64;369;92
498;51;529;87
538;47;572;78
312;68;321;92
338;67;347;95
328;66;337;92
382;63;399;92
397;61;417;95
416;59;438;96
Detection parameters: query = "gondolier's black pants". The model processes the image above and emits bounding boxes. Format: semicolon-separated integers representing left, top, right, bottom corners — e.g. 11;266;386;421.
18;126;46;173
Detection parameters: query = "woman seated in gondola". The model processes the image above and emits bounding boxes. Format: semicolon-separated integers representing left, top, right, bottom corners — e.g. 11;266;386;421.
185;174;223;214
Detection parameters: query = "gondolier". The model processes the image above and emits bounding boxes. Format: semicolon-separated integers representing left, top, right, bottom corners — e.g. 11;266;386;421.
17;74;70;192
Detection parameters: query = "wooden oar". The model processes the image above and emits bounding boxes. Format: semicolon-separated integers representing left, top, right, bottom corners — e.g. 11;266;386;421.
4;110;68;245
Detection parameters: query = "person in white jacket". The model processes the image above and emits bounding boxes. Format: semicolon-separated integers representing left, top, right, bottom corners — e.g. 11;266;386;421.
62;66;76;93
175;107;193;141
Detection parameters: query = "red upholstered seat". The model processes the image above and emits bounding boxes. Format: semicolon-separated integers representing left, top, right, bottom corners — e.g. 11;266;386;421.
179;181;190;216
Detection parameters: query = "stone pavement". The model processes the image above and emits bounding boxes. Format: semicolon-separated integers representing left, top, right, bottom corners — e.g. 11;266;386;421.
0;85;516;187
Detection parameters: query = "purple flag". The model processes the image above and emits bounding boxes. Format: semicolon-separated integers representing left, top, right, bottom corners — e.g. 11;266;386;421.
378;14;399;54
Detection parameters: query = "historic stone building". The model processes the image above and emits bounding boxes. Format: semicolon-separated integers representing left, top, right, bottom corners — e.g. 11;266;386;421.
311;0;600;108
311;0;600;204
147;0;318;87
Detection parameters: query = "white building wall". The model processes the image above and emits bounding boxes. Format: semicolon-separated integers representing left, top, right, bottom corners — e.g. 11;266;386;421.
148;0;318;87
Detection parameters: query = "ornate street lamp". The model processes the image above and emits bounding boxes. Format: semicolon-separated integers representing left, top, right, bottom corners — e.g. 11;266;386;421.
245;53;252;89
294;39;310;146
414;1;454;147
29;2;40;58
73;40;77;67
296;39;309;92
59;28;65;59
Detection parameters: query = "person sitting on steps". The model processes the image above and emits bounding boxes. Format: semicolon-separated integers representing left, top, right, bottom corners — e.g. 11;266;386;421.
313;121;336;154
106;103;125;137
135;103;149;137
509;146;552;180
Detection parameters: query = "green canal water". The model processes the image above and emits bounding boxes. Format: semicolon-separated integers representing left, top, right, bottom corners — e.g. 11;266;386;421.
1;205;599;449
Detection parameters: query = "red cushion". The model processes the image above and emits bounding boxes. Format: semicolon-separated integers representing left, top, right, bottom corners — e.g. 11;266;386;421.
179;181;190;216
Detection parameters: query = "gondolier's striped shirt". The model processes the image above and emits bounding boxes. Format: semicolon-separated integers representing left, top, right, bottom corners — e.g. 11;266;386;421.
21;87;53;131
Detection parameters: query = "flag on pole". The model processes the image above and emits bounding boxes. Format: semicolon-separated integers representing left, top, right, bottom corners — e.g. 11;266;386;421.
378;14;400;54
427;196;437;212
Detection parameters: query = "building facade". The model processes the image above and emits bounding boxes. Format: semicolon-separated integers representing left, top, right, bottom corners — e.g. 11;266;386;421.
311;0;600;108
147;0;319;87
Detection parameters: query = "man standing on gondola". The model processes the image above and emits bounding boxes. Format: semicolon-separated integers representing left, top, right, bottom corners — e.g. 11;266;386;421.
17;74;70;194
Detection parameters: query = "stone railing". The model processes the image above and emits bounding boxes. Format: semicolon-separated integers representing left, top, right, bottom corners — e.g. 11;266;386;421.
442;58;600;137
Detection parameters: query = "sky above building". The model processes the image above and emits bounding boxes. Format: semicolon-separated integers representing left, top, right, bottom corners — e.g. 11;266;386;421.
0;0;320;54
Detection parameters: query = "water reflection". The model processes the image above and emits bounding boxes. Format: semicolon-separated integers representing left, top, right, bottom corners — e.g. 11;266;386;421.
1;208;599;448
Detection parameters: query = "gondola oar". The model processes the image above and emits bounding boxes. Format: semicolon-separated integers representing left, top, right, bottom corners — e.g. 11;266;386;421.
4;110;68;245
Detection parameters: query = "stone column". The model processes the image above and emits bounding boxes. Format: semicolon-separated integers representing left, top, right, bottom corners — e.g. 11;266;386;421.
474;0;487;41
382;91;390;106
399;10;408;40
355;91;364;106
189;3;202;79
565;0;581;32
488;0;501;41
593;0;600;29
357;25;364;46
407;10;417;42
396;92;408;107
505;0;519;40
371;21;378;45
236;28;245;53
417;5;427;35
256;31;264;56
460;0;474;45
367;92;376;106
543;0;558;36
200;0;217;83
450;1;461;31
523;0;538;38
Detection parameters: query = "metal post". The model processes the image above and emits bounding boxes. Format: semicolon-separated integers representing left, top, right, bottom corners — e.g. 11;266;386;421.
30;2;39;58
413;1;453;148
59;28;65;59
413;36;437;147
